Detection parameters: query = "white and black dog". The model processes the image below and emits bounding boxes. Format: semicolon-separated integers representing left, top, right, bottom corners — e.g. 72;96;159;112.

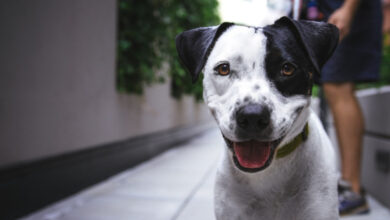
176;17;339;220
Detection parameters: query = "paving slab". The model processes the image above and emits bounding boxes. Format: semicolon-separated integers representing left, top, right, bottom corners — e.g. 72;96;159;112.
23;127;390;220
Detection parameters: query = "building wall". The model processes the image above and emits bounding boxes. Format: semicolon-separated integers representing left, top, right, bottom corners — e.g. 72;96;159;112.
0;0;211;168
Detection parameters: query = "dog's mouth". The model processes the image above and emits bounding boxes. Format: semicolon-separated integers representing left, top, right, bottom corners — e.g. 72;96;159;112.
224;137;282;173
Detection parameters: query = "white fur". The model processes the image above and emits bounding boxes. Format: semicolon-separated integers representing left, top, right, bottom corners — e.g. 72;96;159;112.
201;26;338;219
203;26;308;143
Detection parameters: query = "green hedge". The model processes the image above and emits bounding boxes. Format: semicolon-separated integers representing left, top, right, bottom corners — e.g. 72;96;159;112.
117;0;220;100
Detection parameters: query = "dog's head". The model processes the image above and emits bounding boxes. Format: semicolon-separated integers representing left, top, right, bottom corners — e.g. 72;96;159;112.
176;17;338;173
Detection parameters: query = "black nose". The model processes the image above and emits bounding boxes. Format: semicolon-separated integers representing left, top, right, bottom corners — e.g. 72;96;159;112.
235;104;271;132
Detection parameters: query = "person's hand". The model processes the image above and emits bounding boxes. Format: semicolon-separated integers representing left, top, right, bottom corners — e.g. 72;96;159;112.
328;1;359;41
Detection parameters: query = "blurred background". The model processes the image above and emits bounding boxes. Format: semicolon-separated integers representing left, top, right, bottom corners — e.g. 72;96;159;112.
0;0;389;219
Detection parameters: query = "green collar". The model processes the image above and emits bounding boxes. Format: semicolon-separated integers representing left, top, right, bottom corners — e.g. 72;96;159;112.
276;123;309;159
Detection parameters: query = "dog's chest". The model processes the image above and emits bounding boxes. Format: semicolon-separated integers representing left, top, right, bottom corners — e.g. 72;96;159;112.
215;141;321;219
225;193;307;220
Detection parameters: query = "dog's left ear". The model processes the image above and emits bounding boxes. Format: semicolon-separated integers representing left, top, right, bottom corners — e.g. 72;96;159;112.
272;16;339;76
175;22;234;82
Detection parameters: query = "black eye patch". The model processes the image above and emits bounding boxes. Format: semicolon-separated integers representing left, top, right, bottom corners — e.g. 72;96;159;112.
260;17;339;97
263;28;313;97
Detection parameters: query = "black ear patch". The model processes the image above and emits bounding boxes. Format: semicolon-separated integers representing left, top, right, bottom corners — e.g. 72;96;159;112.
270;16;339;76
175;22;234;82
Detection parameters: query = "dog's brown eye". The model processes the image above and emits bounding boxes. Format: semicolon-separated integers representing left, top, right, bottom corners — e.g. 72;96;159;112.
281;63;295;76
217;63;230;76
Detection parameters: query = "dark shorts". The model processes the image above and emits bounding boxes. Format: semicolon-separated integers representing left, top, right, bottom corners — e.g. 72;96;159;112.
318;0;383;83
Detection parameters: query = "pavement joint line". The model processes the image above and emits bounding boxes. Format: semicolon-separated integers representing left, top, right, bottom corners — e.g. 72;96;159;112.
170;157;219;220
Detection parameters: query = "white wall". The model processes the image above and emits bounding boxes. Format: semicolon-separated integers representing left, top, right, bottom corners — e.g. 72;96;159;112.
0;0;211;168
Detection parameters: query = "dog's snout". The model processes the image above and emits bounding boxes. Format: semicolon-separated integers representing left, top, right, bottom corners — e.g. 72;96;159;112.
236;104;270;132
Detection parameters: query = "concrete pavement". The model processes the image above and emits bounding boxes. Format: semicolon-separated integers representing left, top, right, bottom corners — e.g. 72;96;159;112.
23;127;390;220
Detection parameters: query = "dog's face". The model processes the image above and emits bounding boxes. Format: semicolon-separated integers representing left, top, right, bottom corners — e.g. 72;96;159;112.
176;17;338;173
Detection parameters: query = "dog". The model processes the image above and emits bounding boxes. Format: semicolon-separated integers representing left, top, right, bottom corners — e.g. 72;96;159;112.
176;16;339;220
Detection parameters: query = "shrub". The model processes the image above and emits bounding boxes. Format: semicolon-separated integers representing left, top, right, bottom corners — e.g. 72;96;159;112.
117;0;220;100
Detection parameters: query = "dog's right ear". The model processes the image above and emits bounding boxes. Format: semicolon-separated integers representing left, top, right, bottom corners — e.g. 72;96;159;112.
175;22;234;82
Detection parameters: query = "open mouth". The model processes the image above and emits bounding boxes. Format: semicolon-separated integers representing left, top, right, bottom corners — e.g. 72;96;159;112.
224;137;282;173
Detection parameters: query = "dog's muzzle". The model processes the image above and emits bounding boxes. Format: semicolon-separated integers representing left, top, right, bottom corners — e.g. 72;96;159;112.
224;137;282;173
235;104;271;133
224;103;279;172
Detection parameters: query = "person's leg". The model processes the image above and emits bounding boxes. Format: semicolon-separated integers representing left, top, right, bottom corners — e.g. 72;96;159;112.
323;82;364;194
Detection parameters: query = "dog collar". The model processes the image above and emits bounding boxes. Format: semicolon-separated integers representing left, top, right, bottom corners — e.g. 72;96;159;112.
276;123;309;159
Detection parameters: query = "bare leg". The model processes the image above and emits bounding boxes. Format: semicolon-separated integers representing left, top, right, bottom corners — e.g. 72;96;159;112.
323;82;364;194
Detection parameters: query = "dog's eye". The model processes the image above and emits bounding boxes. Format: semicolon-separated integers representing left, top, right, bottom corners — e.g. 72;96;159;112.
216;63;230;76
281;63;295;76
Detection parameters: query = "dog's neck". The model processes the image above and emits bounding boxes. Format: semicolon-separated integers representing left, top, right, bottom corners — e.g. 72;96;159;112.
276;123;309;159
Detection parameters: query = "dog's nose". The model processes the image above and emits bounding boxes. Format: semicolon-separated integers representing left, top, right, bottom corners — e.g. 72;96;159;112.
236;104;270;132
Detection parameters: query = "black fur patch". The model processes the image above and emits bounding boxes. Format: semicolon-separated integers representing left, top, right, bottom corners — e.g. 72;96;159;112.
262;17;338;96
263;27;312;96
176;22;234;82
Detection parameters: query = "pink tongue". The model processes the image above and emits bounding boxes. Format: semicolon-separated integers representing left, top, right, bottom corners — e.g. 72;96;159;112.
233;140;271;169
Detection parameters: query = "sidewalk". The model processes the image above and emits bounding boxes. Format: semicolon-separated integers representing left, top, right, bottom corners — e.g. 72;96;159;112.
23;128;390;220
